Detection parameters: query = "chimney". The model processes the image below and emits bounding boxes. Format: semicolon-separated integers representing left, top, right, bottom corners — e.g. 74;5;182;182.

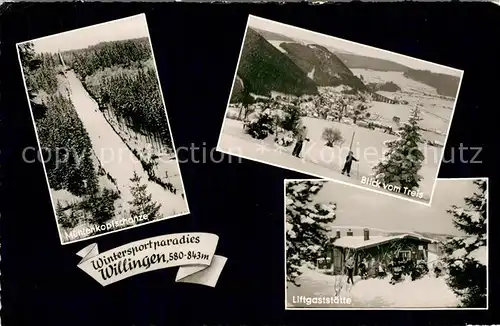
364;228;370;241
346;229;353;237
336;230;341;238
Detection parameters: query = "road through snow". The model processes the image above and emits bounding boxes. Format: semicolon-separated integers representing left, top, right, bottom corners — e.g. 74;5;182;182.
65;70;188;217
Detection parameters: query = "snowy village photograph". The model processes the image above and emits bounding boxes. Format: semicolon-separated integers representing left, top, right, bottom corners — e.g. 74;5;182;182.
17;14;189;244
218;15;463;205
285;178;487;309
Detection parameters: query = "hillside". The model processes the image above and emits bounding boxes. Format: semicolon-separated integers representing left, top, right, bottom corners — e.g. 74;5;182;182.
252;28;295;42
62;37;151;78
367;81;401;92
279;43;366;90
404;69;461;98
230;75;245;102
336;52;461;97
234;28;318;98
336;52;409;72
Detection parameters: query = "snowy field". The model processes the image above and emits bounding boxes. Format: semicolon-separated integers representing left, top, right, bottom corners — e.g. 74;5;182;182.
367;100;452;137
218;117;437;203
351;69;457;133
286;267;460;308
351;69;438;96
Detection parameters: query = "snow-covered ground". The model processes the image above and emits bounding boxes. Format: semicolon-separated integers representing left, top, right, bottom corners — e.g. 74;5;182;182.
351;69;456;133
307;67;315;80
268;40;288;53
287;267;459;308
55;71;188;229
218;118;435;203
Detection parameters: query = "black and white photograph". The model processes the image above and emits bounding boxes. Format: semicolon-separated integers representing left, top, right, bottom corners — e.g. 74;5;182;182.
17;14;189;244
217;15;464;205
285;178;488;309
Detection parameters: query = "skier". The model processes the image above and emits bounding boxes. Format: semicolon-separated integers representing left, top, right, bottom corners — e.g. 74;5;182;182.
341;151;359;177
345;255;355;285
292;125;309;158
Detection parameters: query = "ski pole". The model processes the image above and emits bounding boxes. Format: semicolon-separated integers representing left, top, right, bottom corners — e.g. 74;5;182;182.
349;131;355;152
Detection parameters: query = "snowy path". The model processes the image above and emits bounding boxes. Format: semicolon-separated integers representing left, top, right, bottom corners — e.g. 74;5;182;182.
65;71;188;217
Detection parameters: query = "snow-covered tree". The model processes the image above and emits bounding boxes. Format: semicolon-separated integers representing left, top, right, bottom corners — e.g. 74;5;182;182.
245;109;276;140
372;104;425;191
286;181;336;286
128;171;162;221
443;179;487;308
238;89;254;120
56;201;71;228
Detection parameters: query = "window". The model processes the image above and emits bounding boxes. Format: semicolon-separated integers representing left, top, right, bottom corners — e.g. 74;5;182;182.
416;248;427;262
398;250;411;261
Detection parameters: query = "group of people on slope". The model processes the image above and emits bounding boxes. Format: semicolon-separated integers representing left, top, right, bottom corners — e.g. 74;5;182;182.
290;122;359;177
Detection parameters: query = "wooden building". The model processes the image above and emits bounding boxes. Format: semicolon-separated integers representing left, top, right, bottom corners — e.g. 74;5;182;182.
324;229;437;276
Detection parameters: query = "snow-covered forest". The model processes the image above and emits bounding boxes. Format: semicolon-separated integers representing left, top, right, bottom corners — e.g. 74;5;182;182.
63;38;173;152
18;32;188;243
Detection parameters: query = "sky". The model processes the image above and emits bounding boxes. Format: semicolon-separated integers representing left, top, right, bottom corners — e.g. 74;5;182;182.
26;14;149;54
309;178;483;236
248;15;463;78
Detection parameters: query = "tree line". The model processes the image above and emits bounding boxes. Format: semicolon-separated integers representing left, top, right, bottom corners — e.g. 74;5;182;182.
63;38;152;78
20;43;59;96
18;42;120;229
86;66;172;149
19;42;98;197
63;38;172;150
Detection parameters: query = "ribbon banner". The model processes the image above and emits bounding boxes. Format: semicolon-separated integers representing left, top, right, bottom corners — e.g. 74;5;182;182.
76;233;227;287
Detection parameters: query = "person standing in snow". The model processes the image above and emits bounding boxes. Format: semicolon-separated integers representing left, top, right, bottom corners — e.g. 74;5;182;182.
341;151;359;177
292;125;309;158
377;262;386;279
345;256;355;285
390;258;403;284
434;260;443;277
358;259;368;279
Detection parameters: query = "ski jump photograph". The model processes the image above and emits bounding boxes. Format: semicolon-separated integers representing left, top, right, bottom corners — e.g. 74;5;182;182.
217;15;464;205
17;14;189;244
285;178;488;309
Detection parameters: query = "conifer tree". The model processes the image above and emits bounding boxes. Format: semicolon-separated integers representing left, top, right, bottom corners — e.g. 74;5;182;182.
128;171;162;221
56;201;68;226
246;109;275;140
443;179;487;308
280;105;302;134
372;103;425;191
56;201;79;228
286;181;336;286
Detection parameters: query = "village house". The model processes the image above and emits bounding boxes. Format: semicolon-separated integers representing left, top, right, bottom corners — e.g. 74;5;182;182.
318;229;438;276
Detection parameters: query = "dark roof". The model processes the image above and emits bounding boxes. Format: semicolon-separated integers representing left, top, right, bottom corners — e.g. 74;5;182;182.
332;234;437;251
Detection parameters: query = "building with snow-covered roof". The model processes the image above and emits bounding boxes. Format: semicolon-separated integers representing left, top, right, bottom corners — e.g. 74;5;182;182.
324;228;438;276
